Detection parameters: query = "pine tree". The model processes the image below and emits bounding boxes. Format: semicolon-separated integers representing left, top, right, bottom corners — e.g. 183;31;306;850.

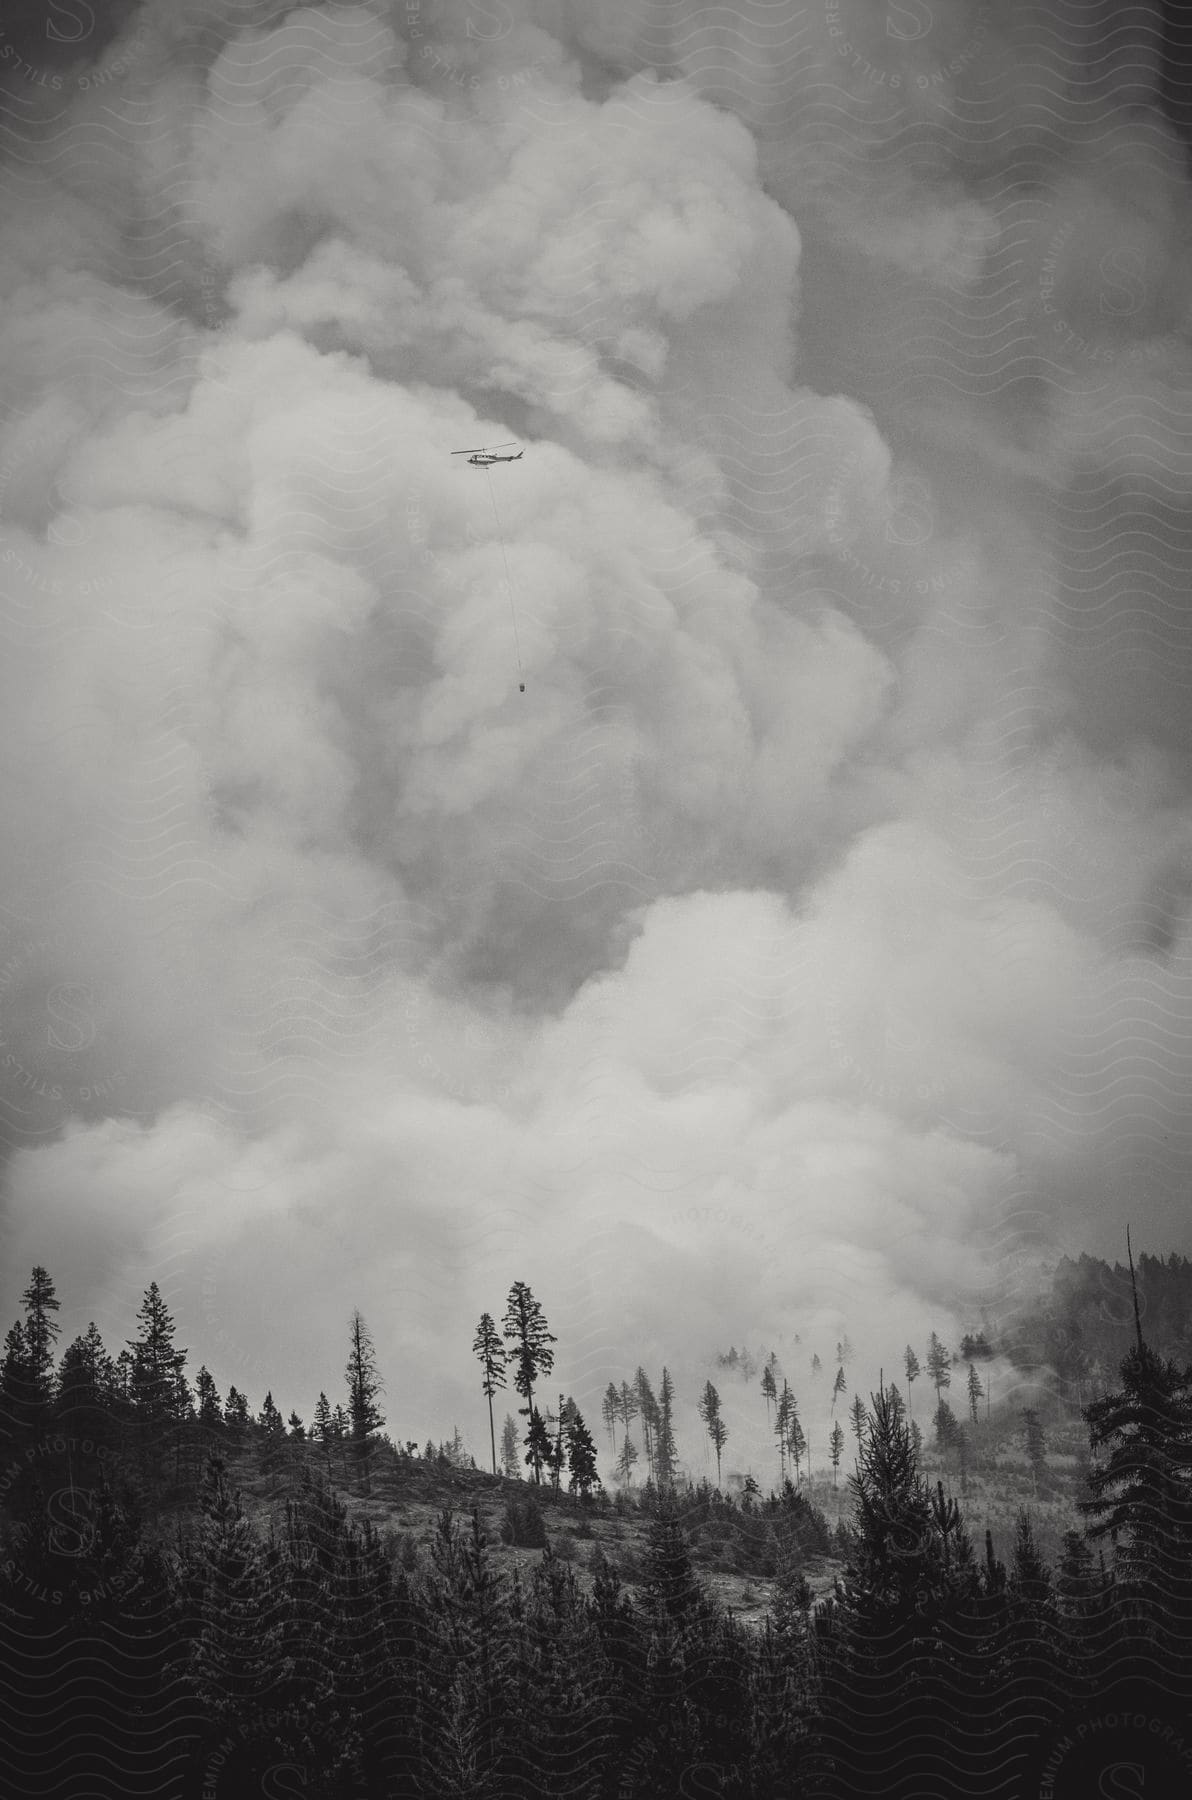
903;1345;920;1415
850;1393;867;1450
55;1322;114;1423
966;1362;984;1425
187;1456;280;1740
926;1331;952;1404
257;1390;284;1435
287;1410;305;1439
601;1381;620;1456
20;1266;61;1414
0;1320;32;1446
811;1352;823;1377
546;1394;566;1492
501;1283;556;1480
499;1412;520;1479
1080;1326;1192;1592
615;1436;638;1486
524;1407;551;1484
635;1367;660;1484
112;1349;134;1406
655;1367;678;1489
761;1362;777;1422
194;1366;222;1430
788;1403;808;1487
775;1382;793;1483
934;1398;963;1454
127;1282;188;1423
471;1312;507;1476
345;1310;384;1491
565;1406;600;1498
834;1386;976;1653
311;1391;333;1473
224;1385;249;1437
830;1421;845;1488
1008;1510;1053;1612
618;1378;640;1447
831;1365;847;1412
697;1380;728;1486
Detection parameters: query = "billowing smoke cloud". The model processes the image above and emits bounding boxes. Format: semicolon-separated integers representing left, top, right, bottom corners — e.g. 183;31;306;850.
1;0;1190;1468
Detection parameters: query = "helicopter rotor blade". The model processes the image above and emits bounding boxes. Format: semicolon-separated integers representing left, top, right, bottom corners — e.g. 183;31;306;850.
450;442;519;454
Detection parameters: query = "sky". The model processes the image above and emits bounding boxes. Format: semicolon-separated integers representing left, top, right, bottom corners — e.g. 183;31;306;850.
1;0;1191;1478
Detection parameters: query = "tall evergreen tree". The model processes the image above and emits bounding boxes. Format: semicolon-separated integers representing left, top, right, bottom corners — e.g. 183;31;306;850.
127;1282;187;1422
775;1382;793;1484
617;1380;640;1477
524;1407;551;1484
0;1320;35;1449
601;1381;620;1456
545;1394;567;1492
615;1436;638;1486
926;1331;952;1405
829;1384;980;1771
312;1390;333;1472
186;1455;282;1756
125;1282;188;1477
635;1367;659;1485
934;1398;963;1454
698;1380;728;1486
904;1344;921;1415
20;1266;60;1411
831;1365;847;1412
501;1283;556;1481
655;1367;678;1489
224;1385;249;1437
1080;1327;1192;1593
345;1310;384;1491
55;1321;114;1423
499;1412;521;1479
849;1392;867;1451
194;1365;222;1430
111;1348;134;1407
788;1404;808;1487
830;1421;845;1488
966;1362;984;1425
257;1390;284;1435
471;1312;508;1476
761;1362;778;1422
565;1406;600;1498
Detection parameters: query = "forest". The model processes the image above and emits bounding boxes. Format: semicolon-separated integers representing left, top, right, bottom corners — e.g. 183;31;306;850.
0;1255;1190;1798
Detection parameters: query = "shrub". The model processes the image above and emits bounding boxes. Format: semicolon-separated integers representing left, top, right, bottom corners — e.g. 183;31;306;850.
500;1492;548;1548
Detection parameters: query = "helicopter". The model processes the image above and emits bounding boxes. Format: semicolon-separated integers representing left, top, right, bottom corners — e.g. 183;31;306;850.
451;442;524;467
